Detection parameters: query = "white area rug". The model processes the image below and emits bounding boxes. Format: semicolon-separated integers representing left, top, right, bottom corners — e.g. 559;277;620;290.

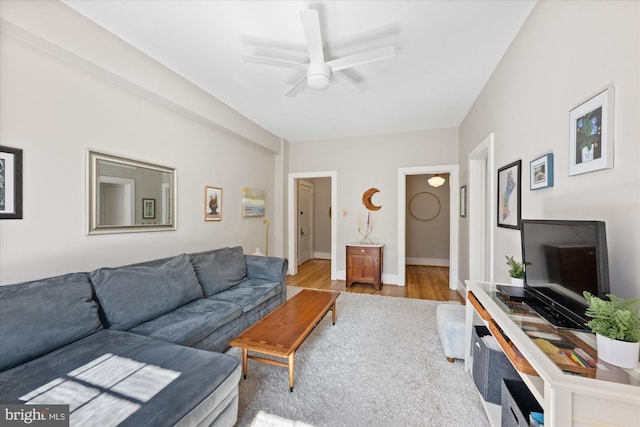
227;287;489;427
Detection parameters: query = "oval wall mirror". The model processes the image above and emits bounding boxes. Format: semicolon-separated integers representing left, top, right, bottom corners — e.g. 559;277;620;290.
86;150;177;235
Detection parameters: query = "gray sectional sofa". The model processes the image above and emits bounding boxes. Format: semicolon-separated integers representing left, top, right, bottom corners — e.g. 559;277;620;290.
0;246;288;427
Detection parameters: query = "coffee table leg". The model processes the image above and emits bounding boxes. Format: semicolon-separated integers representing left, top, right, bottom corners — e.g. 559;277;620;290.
242;348;248;379
288;353;295;392
332;302;336;325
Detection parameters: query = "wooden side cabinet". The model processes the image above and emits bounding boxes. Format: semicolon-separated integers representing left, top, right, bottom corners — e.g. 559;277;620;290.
346;243;383;290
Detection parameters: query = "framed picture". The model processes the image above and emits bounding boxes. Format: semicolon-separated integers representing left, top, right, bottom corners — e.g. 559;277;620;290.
530;153;554;190
205;186;222;221
142;198;156;219
0;146;23;220
242;187;266;217
459;185;467;217
569;87;614;176
497;160;521;230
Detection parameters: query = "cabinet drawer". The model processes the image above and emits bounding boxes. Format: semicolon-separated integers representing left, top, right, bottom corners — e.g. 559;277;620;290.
346;246;379;257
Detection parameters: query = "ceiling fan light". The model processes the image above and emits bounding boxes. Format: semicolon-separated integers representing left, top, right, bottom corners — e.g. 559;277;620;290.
428;175;446;187
307;62;331;90
307;74;330;90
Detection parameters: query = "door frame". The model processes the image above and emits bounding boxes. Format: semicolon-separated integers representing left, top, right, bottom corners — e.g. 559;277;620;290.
468;133;495;282
397;164;459;289
287;171;337;280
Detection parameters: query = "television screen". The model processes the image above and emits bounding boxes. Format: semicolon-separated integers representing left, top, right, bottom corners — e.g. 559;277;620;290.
521;220;610;329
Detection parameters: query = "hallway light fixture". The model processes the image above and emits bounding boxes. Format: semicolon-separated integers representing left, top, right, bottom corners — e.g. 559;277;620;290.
428;174;446;187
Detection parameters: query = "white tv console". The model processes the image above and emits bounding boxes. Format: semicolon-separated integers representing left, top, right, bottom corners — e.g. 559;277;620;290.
465;280;640;427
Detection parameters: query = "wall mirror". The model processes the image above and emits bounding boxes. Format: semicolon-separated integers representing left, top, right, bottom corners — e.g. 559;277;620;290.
87;150;177;235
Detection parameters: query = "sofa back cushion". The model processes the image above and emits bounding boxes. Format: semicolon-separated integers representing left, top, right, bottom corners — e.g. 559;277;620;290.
91;254;203;330
0;273;103;371
190;246;247;296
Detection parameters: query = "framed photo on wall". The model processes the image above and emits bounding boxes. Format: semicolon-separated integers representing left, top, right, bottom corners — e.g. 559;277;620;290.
530;153;554;190
497;160;521;230
142;198;156;219
205;186;222;221
0;146;23;220
242;187;266;217
569;87;614;176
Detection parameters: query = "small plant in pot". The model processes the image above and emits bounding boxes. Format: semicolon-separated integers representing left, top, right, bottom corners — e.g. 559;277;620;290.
505;256;525;287
583;291;640;369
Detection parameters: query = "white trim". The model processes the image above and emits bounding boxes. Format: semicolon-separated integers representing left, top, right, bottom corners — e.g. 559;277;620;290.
288;171;337;280
312;252;332;260
397;165;459;289
405;257;450;267
468;133;495;282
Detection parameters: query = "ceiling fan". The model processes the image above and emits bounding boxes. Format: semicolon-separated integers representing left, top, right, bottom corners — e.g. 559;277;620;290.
242;9;395;97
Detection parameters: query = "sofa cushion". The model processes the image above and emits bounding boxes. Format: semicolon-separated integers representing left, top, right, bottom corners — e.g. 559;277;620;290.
0;273;102;371
189;246;247;296
0;329;241;427
91;254;203;330
127;299;242;346
207;280;281;313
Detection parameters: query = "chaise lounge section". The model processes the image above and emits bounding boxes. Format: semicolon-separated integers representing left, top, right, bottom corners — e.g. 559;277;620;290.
0;246;288;426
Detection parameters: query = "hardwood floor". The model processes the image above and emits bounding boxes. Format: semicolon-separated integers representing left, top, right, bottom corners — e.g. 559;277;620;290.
287;259;464;303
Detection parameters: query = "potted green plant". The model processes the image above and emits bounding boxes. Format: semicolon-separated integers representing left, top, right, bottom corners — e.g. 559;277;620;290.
505;255;525;287
583;291;640;369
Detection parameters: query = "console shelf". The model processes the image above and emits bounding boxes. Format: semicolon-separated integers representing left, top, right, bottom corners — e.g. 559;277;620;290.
465;280;640;427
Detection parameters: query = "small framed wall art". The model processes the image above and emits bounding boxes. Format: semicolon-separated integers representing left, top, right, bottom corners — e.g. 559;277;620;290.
569;87;614;176
205;186;222;221
0;146;23;220
242;187;265;217
142;198;156;219
497;160;521;230
530;153;554;190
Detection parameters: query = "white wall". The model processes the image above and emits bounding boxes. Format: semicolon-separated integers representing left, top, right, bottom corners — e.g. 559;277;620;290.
289;128;458;281
0;1;281;284
458;1;640;298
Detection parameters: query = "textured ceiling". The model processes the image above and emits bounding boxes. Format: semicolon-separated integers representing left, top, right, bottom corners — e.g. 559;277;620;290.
63;0;536;142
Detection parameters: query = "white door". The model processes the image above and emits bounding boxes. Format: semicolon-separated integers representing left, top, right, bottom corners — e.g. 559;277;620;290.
297;180;313;265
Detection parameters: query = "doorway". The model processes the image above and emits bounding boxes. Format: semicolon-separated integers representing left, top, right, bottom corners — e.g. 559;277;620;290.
287;171;338;280
468;133;495;282
98;176;135;226
397;165;459;289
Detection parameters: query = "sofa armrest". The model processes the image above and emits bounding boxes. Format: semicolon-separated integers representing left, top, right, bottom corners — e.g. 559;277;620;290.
244;255;288;303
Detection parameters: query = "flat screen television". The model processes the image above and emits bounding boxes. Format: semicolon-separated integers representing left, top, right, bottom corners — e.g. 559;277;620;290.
520;219;610;331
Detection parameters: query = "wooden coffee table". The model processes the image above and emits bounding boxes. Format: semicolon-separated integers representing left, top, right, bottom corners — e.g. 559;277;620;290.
229;288;339;392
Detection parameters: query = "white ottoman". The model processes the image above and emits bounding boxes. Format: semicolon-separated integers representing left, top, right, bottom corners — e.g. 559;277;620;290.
436;303;466;362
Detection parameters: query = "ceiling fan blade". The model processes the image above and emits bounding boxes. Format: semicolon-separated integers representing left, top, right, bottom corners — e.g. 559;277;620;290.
242;54;307;70
300;9;324;63
327;46;395;72
285;75;308;97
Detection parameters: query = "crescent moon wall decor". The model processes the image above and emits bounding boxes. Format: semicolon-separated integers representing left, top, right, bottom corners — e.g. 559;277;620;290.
362;188;382;211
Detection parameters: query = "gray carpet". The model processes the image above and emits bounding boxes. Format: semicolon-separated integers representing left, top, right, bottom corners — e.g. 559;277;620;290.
227;287;489;427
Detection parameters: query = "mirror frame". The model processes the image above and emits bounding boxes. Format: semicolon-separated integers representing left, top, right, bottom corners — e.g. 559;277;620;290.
86;150;177;235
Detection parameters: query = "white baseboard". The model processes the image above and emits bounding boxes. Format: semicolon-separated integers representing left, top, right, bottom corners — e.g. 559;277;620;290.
405;257;450;267
313;252;331;260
